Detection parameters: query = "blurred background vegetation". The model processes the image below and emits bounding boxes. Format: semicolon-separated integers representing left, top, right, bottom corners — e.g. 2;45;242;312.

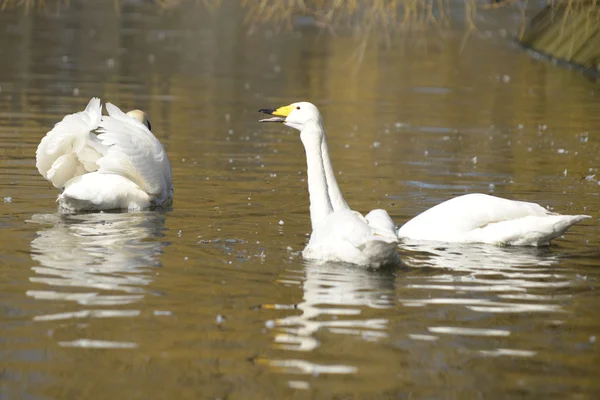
1;0;598;72
1;0;513;31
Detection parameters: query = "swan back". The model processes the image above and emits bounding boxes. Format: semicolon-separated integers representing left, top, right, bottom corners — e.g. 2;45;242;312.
96;103;173;204
36;98;173;211
398;193;589;245
399;193;551;237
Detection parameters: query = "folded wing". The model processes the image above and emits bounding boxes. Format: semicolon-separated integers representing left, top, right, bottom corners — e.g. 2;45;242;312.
35;98;105;188
398;193;589;245
96;103;173;201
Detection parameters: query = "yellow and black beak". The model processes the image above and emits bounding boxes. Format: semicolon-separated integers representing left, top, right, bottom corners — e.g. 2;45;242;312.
258;104;294;123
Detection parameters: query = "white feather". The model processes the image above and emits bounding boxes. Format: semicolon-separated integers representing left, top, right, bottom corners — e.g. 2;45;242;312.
97;103;172;200
262;102;400;268
303;209;400;268
35;98;173;211
36;97;104;188
261;102;588;253
397;193;590;246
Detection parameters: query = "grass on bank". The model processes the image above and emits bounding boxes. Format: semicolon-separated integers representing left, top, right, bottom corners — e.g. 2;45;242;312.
2;0;598;71
0;0;525;31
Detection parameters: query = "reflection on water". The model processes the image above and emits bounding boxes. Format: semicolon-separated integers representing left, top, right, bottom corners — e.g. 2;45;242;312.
27;212;167;326
393;242;569;364
400;240;560;269
263;244;572;383
0;0;599;397
262;261;395;375
399;241;565;314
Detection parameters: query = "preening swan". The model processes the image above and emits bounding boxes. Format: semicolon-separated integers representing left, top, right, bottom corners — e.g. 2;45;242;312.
398;193;590;246
36;97;173;212
259;102;400;268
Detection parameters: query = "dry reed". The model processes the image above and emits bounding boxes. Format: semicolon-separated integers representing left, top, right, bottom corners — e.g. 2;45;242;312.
2;0;597;70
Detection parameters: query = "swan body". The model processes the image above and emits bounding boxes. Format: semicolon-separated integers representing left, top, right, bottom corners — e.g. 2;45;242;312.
398;193;590;246
258;102;588;250
260;102;399;268
304;209;400;267
36;98;173;212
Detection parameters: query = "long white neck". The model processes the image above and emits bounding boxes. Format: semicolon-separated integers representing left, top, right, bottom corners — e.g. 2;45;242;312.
320;136;349;211
300;123;334;229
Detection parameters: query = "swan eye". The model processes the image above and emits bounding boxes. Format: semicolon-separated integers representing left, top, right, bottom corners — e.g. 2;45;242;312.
146;121;152;131
296;106;300;110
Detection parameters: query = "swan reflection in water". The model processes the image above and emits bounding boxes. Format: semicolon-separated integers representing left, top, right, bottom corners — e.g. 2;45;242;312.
399;240;563;297
399;239;560;270
27;212;168;311
258;260;396;375
261;242;567;374
267;242;561;349
398;240;567;347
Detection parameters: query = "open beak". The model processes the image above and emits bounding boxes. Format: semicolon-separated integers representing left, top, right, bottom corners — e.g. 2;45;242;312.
258;104;293;123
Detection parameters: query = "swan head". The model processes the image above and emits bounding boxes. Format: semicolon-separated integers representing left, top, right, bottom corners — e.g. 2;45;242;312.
259;102;321;131
127;109;152;131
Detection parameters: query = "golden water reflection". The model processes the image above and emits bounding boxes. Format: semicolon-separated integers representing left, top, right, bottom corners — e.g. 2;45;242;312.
261;261;395;376
0;1;599;397
399;242;566;313
273;262;394;350
27;212;167;317
262;243;569;380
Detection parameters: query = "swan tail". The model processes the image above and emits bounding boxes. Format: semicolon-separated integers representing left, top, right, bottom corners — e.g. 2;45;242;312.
358;237;401;267
36;97;105;188
542;214;591;245
365;209;398;233
472;214;591;246
361;211;401;266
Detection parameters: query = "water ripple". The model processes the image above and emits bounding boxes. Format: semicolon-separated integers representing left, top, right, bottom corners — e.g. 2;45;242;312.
270;262;395;351
397;241;571;360
428;326;511;337
58;339;138;349
27;212;168;313
33;309;141;322
262;262;396;373
257;358;358;375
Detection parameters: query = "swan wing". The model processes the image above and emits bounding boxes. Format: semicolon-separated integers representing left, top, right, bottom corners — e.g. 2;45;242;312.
398;193;550;237
36;98;105;188
465;214;591;246
96;103;172;199
398;193;589;245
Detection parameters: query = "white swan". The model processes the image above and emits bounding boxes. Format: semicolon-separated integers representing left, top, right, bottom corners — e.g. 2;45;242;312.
260;101;590;250
36;98;173;212
398;193;590;246
259;102;400;268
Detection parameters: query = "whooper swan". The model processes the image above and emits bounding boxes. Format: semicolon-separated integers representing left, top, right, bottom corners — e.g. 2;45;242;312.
260;101;590;252
36;97;173;212
260;102;400;268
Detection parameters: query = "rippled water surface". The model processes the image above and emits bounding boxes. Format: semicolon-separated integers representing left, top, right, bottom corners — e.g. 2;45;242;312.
1;2;599;398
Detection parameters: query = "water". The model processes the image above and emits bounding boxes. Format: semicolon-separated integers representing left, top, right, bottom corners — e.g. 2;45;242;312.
1;2;599;398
